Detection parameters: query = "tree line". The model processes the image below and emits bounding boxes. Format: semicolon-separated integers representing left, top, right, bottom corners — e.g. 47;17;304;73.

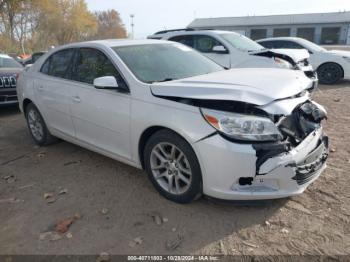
0;0;127;55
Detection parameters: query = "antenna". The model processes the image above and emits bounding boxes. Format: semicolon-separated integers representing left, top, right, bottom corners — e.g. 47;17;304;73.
130;14;135;39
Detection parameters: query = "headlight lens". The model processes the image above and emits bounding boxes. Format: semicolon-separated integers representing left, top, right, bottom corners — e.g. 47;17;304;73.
201;108;282;141
274;57;293;69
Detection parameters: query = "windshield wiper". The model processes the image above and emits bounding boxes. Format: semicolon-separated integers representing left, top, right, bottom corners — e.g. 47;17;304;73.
153;78;175;83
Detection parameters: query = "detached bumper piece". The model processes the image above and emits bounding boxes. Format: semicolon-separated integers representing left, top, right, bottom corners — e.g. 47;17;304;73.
293;136;329;185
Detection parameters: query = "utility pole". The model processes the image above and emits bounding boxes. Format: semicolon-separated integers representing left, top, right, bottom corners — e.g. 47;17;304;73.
130;14;135;39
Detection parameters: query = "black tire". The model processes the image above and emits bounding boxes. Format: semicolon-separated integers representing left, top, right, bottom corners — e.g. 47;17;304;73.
317;63;343;85
25;103;57;146
144;129;202;203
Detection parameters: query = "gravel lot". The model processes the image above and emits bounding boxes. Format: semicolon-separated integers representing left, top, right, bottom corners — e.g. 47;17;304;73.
0;83;349;256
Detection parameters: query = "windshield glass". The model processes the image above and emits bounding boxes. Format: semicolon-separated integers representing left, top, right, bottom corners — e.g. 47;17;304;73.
113;43;223;83
0;55;22;68
297;38;326;52
220;33;264;52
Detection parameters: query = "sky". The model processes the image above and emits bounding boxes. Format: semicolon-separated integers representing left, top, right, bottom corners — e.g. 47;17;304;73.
85;0;350;38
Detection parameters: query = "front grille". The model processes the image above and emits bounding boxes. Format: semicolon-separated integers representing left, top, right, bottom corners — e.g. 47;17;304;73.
0;75;17;88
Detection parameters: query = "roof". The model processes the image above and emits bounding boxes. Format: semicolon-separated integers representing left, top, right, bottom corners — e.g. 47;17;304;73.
188;11;350;28
148;29;237;38
57;39;170;50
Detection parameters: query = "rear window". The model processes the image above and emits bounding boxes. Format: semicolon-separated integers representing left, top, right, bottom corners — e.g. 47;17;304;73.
40;49;74;79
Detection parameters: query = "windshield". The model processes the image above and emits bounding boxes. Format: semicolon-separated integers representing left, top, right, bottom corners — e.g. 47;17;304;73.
113;43;223;83
0;56;22;68
220;33;264;52
297;38;326;52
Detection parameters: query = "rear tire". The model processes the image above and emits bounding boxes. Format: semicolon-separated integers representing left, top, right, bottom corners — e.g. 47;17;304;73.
25;103;57;146
317;63;343;85
144;129;202;203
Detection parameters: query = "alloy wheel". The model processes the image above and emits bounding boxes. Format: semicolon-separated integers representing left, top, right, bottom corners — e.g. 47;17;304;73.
150;142;192;195
27;108;44;141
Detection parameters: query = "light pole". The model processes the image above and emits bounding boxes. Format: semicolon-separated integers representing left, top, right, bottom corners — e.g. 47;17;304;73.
130;14;135;39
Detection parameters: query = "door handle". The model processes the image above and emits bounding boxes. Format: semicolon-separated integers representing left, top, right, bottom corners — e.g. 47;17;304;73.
72;96;81;103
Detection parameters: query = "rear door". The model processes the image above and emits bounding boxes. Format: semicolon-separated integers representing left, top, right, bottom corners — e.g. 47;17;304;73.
34;49;76;137
69;47;131;160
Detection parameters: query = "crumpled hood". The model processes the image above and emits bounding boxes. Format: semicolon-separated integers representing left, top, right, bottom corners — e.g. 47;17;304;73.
151;68;313;106
250;48;309;63
328;49;350;57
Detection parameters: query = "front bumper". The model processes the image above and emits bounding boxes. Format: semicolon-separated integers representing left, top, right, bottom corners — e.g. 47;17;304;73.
0;89;18;106
194;128;328;200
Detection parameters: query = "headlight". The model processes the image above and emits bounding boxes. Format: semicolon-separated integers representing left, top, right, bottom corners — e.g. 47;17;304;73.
201;108;283;142
343;56;350;63
274;57;293;69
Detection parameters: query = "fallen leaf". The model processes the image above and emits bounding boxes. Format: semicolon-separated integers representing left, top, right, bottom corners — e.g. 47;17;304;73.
44;193;54;199
44;193;56;204
96;252;110;262
101;208;109;215
171;227;177;232
149;212;162;225
0;198;23;203
242;241;258;248
37;152;46;158
66;232;73;239
166;234;184;250
63;160;81;166
39;231;62;241
330;148;336;153
2;174;16;184
129;237;143;248
58;188;68;195
18;184;35;190
333;98;341;102
286;201;312;215
162;217;169;223
281;228;290;234
55;217;75;234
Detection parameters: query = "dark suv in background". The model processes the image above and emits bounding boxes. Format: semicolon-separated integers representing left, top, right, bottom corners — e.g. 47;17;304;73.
0;54;23;106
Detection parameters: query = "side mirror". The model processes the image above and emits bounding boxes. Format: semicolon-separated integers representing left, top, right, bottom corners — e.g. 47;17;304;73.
308;50;314;55
212;45;228;54
93;76;119;90
25;64;33;70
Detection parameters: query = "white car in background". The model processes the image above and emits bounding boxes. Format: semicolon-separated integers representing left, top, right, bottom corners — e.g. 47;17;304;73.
258;37;350;85
17;40;328;203
148;29;318;86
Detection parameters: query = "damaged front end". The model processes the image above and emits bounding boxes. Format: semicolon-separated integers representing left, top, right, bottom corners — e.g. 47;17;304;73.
237;100;329;195
192;98;328;199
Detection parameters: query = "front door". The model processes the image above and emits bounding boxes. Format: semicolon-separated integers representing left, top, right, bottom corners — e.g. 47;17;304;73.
69;48;131;160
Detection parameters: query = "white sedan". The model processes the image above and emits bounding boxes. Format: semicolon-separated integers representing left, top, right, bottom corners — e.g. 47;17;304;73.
258;37;350;85
17;40;328;203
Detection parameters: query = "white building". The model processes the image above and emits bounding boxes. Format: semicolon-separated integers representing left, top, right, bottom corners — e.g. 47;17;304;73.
188;11;350;45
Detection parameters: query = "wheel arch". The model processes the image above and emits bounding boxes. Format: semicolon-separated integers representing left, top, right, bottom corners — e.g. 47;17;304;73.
22;98;33;113
316;62;344;78
138;126;194;170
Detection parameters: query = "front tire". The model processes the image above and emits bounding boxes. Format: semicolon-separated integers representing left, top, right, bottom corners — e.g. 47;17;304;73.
25;103;57;146
317;63;343;85
144;130;202;203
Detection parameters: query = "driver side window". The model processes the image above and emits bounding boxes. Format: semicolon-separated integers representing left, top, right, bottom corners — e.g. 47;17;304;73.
72;48;126;88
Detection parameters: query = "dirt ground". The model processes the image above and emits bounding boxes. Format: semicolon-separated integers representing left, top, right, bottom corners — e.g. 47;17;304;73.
0;83;349;256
